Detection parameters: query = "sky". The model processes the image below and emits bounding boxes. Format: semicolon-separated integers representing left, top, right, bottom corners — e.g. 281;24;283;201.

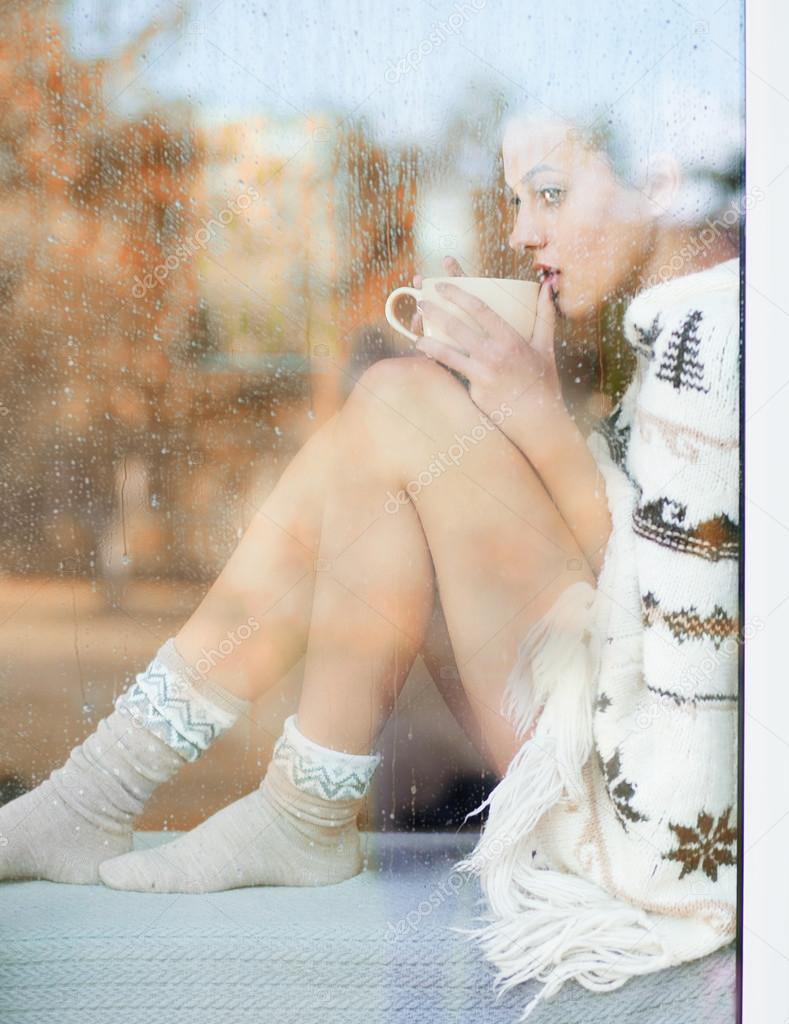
63;0;744;151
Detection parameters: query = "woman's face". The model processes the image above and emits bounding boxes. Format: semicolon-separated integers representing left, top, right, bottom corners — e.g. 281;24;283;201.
502;117;655;321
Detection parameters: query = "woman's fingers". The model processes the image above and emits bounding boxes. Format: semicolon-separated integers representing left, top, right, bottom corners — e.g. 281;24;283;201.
408;260;470;341
433;282;521;347
442;255;466;277
418;300;484;358
415;333;477;380
530;281;557;364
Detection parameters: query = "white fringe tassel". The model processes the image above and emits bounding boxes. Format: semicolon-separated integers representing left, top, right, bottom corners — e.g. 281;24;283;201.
453;580;671;1021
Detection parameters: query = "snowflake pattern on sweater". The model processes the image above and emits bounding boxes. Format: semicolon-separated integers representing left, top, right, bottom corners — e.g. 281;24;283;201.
664;806;738;882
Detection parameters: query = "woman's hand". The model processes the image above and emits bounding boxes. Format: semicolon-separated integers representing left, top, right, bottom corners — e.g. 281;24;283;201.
414;276;564;439
408;256;466;336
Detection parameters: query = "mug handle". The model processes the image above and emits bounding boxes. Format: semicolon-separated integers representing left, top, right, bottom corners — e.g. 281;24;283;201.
385;286;420;343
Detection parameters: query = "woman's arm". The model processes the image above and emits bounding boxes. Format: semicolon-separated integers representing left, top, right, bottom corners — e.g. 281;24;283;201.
413;278;613;579
504;399;613;579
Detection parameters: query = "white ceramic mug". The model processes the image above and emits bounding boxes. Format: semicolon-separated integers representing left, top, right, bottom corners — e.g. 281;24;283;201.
385;276;540;345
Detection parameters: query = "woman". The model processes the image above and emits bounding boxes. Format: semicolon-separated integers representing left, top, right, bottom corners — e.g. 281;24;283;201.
0;105;740;1013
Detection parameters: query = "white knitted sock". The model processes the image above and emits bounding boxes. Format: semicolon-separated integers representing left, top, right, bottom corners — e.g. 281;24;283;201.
99;714;381;893
0;639;249;885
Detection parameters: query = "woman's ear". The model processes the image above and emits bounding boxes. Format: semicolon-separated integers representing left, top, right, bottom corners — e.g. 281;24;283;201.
643;152;681;216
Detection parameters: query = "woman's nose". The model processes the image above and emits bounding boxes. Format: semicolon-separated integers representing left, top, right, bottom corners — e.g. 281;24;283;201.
508;211;545;252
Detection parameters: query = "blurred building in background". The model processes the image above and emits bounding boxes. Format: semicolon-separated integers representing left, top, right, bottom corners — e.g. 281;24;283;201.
0;6;421;585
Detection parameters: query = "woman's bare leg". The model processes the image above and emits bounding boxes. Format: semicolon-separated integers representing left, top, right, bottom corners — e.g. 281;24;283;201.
172;403;501;770
296;356;597;777
139;348;598;767
171;415;338;701
420;593;494;768
96;355;600;893
3;352;600;890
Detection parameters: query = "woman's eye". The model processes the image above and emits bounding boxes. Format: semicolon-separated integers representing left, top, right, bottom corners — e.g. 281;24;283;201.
538;186;564;206
509;193;521;208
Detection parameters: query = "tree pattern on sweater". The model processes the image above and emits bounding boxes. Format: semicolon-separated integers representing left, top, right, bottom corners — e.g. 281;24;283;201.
656;309;711;394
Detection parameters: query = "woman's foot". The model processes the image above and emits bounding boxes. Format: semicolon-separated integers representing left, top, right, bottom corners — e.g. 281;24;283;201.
0;711;183;885
0;780;131;885
99;754;365;893
100;714;381;893
0;638;249;885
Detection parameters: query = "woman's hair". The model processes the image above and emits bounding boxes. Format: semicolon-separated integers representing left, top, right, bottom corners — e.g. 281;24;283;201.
505;80;743;228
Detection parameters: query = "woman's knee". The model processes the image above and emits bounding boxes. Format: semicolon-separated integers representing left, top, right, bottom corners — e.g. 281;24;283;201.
348;355;475;434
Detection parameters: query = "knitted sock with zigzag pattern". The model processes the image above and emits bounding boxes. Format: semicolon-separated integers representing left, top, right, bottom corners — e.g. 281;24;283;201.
0;639;249;885
99;714;381;893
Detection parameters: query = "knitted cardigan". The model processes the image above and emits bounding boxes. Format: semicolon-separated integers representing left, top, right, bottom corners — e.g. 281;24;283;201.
454;257;741;1020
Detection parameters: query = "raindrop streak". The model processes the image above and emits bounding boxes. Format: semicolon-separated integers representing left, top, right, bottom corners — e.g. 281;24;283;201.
119;454;129;564
389;649;399;828
70;581;89;714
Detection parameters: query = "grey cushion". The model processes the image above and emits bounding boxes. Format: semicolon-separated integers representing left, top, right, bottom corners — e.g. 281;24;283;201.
0;831;736;1023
